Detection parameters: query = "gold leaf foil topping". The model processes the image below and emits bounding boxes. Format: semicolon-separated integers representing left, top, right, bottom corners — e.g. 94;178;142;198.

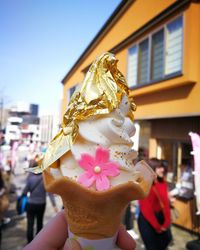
31;52;136;173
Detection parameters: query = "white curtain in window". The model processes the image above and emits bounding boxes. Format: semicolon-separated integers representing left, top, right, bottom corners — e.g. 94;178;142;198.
127;46;138;87
165;16;183;75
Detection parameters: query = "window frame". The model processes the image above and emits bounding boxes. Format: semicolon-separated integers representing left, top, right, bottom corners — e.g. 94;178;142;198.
127;14;184;89
137;37;150;85
66;85;77;106
150;27;165;81
127;44;138;87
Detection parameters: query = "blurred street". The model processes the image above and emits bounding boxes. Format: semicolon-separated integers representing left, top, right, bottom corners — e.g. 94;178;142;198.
1;171;199;250
1;169;63;250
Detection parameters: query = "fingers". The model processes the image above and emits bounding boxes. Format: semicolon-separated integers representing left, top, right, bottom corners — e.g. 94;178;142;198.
116;225;136;250
63;238;82;250
63;227;136;250
23;212;136;250
23;210;68;250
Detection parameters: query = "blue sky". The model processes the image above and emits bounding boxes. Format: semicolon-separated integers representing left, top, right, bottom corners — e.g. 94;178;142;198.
0;0;121;116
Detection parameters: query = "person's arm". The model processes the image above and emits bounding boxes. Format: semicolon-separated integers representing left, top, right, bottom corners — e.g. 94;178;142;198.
23;210;136;250
162;184;171;230
0;171;5;193
0;187;6;196
48;192;59;213
22;174;31;195
139;189;162;233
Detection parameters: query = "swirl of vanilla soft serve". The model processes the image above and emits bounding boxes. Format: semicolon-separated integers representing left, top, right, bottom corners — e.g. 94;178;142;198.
58;95;138;179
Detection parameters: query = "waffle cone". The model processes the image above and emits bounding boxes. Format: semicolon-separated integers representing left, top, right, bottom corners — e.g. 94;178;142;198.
43;160;154;240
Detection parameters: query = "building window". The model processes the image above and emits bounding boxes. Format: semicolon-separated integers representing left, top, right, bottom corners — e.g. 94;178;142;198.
67;85;76;106
127;15;183;88
138;38;149;84
127;46;138;87
151;29;164;80
165;16;183;75
69;86;76;98
66;83;82;107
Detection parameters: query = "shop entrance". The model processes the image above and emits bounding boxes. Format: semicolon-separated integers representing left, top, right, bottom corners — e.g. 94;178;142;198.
157;139;193;185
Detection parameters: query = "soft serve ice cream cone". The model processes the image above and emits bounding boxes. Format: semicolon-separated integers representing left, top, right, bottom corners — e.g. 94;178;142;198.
33;52;155;249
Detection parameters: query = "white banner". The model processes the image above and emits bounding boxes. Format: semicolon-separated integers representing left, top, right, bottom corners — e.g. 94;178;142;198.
189;132;200;215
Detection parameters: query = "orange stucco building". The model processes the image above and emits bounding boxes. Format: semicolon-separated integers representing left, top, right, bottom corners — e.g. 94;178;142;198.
61;0;200;232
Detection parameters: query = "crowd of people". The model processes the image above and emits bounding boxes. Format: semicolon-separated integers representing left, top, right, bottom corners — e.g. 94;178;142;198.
0;140;177;250
0;140;59;248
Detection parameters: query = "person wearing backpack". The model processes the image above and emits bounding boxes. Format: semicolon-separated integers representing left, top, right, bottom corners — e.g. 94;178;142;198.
23;156;59;243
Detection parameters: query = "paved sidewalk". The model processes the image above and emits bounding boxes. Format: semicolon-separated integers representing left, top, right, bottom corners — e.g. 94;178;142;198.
1;173;199;250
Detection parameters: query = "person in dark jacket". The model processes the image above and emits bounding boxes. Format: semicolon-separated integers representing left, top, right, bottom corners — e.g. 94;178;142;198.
23;159;58;243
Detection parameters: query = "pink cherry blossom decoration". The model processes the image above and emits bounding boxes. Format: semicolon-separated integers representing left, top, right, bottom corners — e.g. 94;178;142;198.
77;147;120;191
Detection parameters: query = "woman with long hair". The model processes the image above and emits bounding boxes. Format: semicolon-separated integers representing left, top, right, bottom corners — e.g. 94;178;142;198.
137;158;172;250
